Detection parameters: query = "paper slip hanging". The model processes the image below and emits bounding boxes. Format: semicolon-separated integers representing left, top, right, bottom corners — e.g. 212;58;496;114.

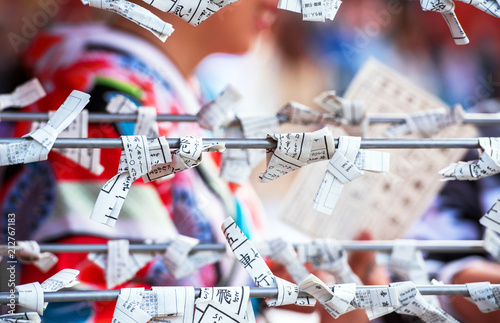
268;238;310;284
481;198;500;235
456;0;500;17
314;91;366;126
30;109;104;175
296;239;362;284
90;136;169;227
87;240;155;289
221;116;279;185
420;0;468;45
278;0;342;21
195;287;254;323
483;229;500;261
0;78;46;111
222;217;315;307
440;137;500;181
466;282;500;313
0;312;41;323
16;241;58;273
106;95;159;138
384;105;465;138
0;90;90;166
277;101;344;127
15;269;79;314
391;281;459;322
313;136;390;215
389;240;429;285
162;235;225;279
140;286;195;322
141;0;238;26
259;127;335;183
143;136;225;183
352;286;400;320
299;274;356;319
112;288;152;323
197;85;242;132
83;0;174;42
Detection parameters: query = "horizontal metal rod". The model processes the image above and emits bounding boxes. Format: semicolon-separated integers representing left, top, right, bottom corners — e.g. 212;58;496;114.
0;285;490;304
0;138;482;149
4;112;500;126
1;240;486;254
368;113;500;125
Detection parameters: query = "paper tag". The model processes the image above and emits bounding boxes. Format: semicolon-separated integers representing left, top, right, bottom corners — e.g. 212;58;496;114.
483;229;500;261
90;173;132;227
141;0;237;26
41;269;80;292
299;274;356;318
440;137;500;181
268;238;310;284
86;0;174;42
389;240;429;284
466;282;500;313
113;288;152;323
197;85;242;132
0;78;46;110
106;94;138;114
420;0;469;45
136;107;159;138
162;235;199;278
457;0;500;18
143;136;224;182
0;91;90;166
277;101;343;126
107;240;131;289
195;286;250;322
259;127;335;183
314;91;366;125
277;0;301;13
302;0;324;21
140;286;195;322
15;283;44;314
122;136;152;181
0;312;41;323
323;0;342;20
16;241;58;273
222;218;311;307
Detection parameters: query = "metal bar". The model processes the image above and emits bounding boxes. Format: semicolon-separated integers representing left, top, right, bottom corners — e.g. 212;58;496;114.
0;285;490;304
1;240;486;254
368;113;500;125
0;138;482;149
4;112;500;126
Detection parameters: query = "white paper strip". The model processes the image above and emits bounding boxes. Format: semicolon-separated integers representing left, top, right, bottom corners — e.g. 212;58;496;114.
420;0;469;45
197;85;242;132
0;79;46;110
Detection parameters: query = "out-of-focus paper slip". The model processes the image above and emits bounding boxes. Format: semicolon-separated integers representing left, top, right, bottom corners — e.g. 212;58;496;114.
0;78;46;110
279;58;476;239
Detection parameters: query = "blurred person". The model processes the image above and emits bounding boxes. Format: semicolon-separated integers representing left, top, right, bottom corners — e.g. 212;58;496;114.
0;0;277;320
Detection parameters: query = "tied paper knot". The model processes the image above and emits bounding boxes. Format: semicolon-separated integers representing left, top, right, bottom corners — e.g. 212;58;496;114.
259;127;335;183
87;240;155;289
314;136;390;215
297;239;362;285
15;269;79;315
299;274;356;319
439;137;500;181
82;0;174;42
106;95;159;138
16;241;58;273
389;240;430;285
0;90;90;166
222;217;316;307
384;105;465;138
277;101;344;127
391;281;459;322
141;286;195;321
268;238;310;284
162;235;225;279
0;78;46;111
221;115;279;185
197;84;242;132
195;287;255;323
277;0;343;22
112;288;152;323
466;282;500;313
140;0;239;26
